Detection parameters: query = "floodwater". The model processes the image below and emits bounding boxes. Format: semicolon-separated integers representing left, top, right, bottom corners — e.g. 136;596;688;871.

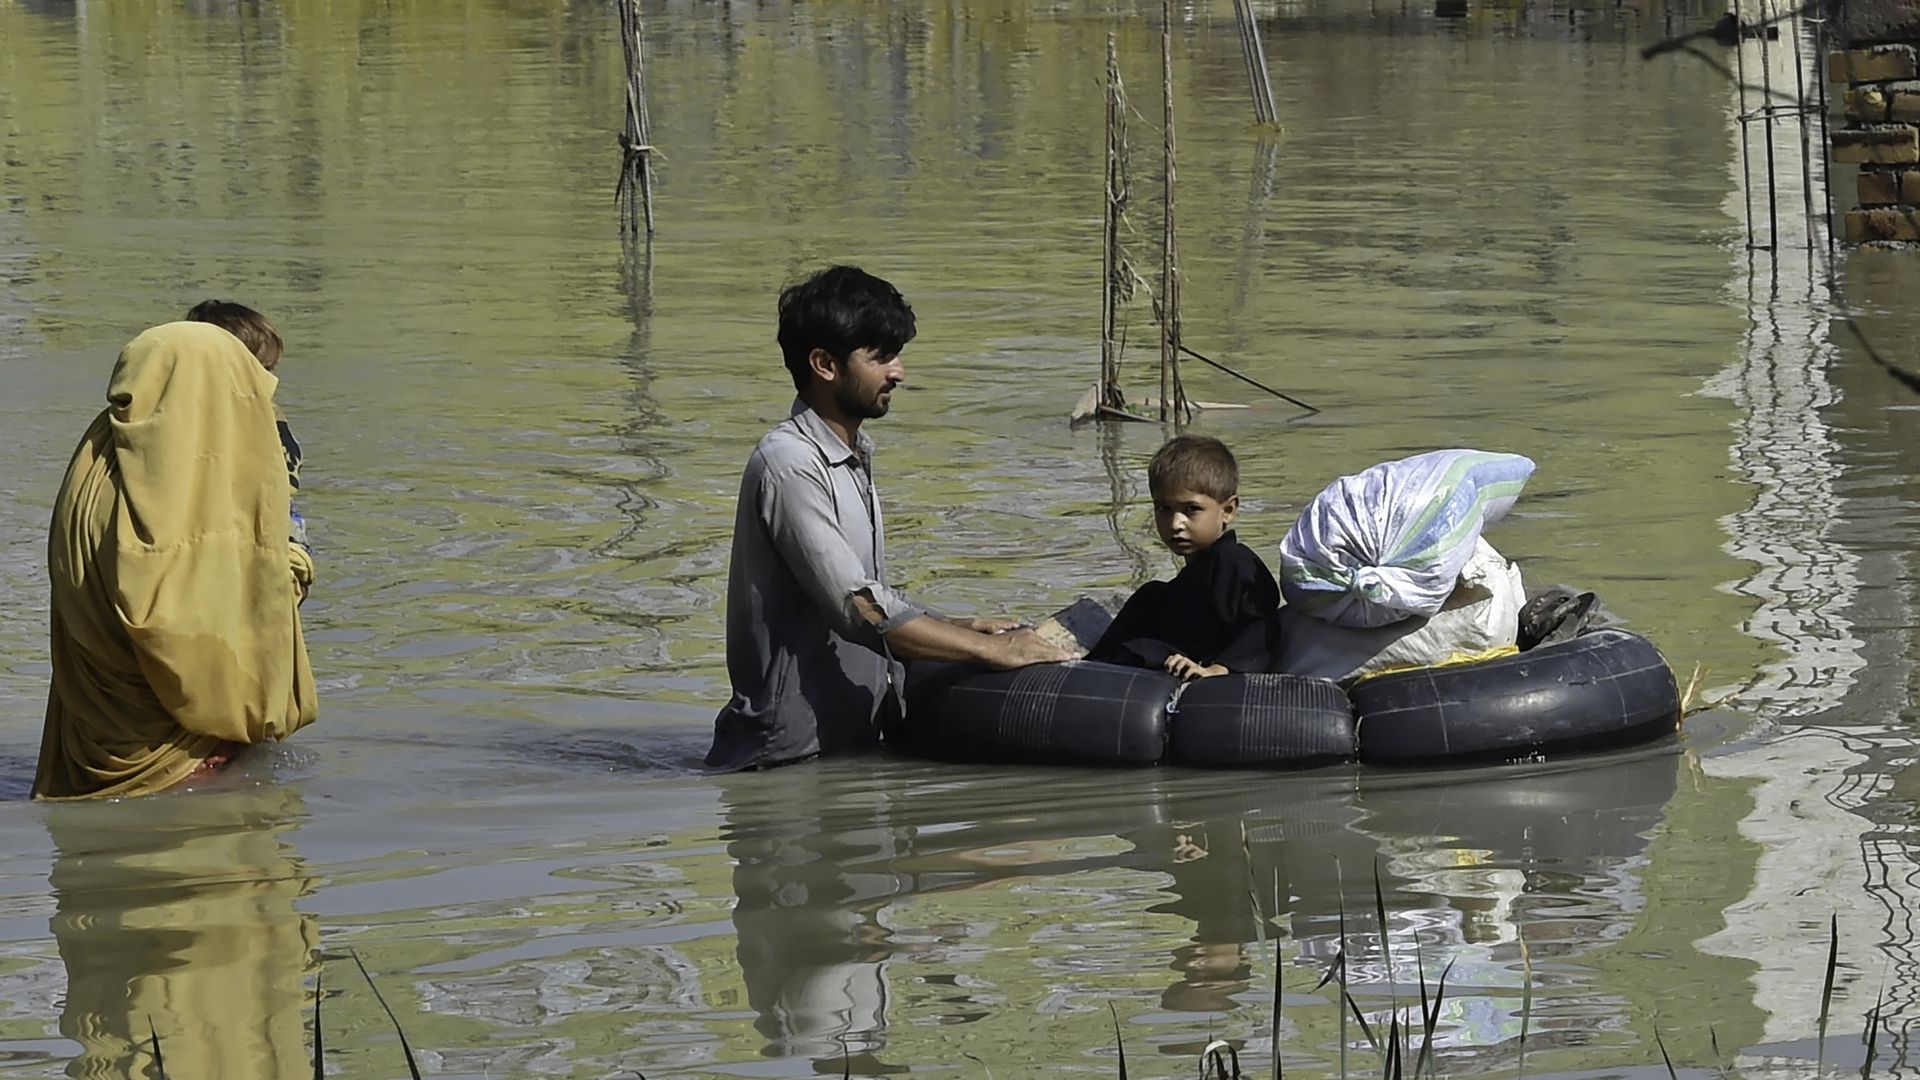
0;0;1916;1076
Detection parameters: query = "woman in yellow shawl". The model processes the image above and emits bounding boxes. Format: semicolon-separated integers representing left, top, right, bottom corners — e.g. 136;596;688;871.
33;321;318;800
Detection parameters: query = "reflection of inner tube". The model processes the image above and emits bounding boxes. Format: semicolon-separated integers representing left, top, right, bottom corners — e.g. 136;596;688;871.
898;630;1679;768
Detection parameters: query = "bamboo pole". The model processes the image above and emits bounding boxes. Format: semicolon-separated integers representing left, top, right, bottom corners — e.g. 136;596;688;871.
1250;5;1278;125
1732;0;1758;248
617;0;656;237
1756;0;1781;251
1102;35;1123;409
1159;0;1190;425
1813;0;1835;260
1233;0;1262;120
1232;0;1279;125
1787;0;1815;257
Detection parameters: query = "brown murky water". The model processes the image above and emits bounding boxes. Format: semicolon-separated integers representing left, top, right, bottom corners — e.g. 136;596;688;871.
0;0;1916;1076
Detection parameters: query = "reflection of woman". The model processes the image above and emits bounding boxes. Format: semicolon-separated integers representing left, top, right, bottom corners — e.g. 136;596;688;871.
47;789;318;1079
34;322;317;800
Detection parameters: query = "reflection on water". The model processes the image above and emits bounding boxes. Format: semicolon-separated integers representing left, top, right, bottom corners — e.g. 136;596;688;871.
709;749;1686;1073
725;772;902;1065
1705;0;1862;720
45;792;315;1080
0;0;1916;1074
1691;8;1920;1060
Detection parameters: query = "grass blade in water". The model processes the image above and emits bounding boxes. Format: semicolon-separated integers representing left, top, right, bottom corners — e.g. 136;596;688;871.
1819;914;1839;1074
1517;930;1534;1076
1315;950;1346;992
1244;823;1272;975
1415;947;1428;1025
1710;1025;1733;1079
1655;1028;1679;1080
349;948;424;1080
1373;862;1396;1007
1414;959;1453;1080
1337;875;1350;1080
1862;985;1884;1080
1384;1008;1402;1080
1271;930;1283;1080
148;1019;166;1080
1111;1002;1128;1080
1346;991;1382;1053
1202;1038;1241;1079
312;962;325;1080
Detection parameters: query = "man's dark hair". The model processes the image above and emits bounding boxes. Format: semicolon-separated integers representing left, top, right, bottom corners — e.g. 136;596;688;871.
186;299;283;371
777;266;917;392
1149;435;1240;503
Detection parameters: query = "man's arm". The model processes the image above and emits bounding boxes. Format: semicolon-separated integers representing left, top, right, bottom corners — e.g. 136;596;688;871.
852;592;1070;668
760;462;1069;668
936;614;1025;634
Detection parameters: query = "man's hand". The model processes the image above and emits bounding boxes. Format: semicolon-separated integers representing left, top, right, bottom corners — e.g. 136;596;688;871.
290;543;316;606
979;628;1075;670
946;615;1027;634
861;598;1072;667
1165;654;1229;681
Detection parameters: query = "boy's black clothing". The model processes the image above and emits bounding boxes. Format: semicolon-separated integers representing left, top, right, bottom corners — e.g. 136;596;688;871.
1088;530;1281;673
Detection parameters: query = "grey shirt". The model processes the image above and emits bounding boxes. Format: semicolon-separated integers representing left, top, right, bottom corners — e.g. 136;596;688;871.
707;399;925;771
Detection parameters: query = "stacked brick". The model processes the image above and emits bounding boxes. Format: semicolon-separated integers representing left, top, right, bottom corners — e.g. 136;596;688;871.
1833;43;1920;243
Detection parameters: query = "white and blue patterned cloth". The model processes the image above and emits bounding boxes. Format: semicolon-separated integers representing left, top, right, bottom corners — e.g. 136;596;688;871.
1279;449;1534;628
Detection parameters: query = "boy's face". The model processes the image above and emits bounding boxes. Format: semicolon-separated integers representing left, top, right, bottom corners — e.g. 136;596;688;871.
1152;486;1237;558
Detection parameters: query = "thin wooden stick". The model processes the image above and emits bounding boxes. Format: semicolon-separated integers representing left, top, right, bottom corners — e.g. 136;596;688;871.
1178;343;1318;413
1159;0;1191;424
617;0;656;237
1233;0;1263;121
1102;35;1124;410
1250;3;1278;125
1233;0;1280;124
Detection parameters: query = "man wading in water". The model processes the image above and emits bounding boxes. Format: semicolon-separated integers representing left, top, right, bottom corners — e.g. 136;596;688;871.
707;266;1071;771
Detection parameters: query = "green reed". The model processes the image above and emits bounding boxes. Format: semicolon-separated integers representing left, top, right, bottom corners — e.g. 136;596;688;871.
137;908;1884;1080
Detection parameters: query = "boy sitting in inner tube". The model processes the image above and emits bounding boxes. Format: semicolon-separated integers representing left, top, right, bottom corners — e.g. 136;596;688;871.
1087;436;1282;681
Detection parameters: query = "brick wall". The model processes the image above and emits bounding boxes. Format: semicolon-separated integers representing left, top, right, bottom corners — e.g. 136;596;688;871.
1832;43;1920;242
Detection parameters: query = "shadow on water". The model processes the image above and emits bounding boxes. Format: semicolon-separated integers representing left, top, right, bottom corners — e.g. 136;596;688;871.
718;742;1682;1069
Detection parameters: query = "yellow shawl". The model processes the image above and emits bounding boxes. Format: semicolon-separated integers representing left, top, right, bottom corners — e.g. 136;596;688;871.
34;322;318;800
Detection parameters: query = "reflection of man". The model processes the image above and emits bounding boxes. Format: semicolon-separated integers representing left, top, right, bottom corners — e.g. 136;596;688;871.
708;266;1069;772
722;769;901;1065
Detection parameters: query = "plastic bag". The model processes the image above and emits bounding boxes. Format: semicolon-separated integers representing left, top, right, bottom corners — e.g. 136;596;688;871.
1279;448;1534;628
1272;538;1524;683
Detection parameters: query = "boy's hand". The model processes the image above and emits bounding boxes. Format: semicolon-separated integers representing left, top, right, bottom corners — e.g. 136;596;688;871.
1165;654;1229;681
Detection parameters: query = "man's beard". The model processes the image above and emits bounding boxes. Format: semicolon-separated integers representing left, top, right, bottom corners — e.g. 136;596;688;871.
837;381;890;419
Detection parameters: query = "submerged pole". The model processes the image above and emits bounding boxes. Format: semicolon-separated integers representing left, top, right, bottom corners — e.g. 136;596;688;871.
1232;0;1279;125
617;0;657;237
1732;0;1759;248
1159;0;1190;424
1787;0;1817;257
1756;0;1782;251
1813;0;1835;261
1102;34;1124;410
